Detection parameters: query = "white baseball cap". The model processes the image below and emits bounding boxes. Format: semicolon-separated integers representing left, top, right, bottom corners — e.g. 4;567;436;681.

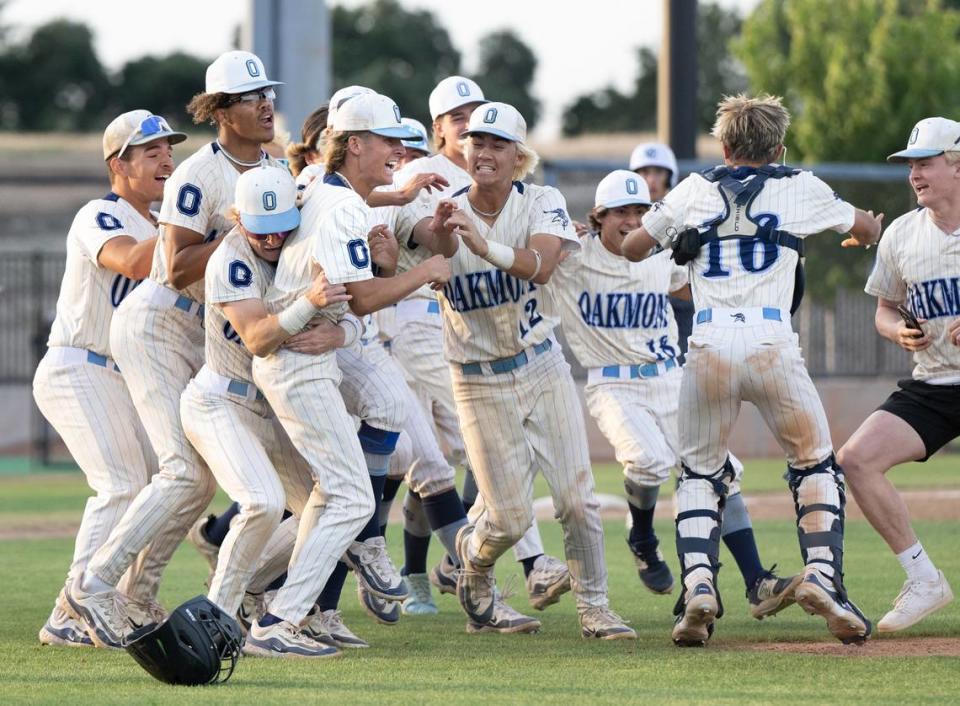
595;170;652;209
327;85;376;127
428;76;485;120
401;118;430;153
629;142;679;188
331;93;420;139
888;117;960;163
235;165;300;234
102;110;187;160
463;102;527;143
206;51;282;95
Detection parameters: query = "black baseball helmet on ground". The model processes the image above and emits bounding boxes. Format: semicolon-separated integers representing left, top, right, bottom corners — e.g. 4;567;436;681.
125;595;243;686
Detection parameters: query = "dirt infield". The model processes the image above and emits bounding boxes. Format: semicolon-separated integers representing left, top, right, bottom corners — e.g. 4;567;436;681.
3;488;957;541
732;637;960;657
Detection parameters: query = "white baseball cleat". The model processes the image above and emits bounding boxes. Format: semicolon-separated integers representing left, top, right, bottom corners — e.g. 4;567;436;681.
672;581;718;647
525;555;571;611
402;573;439;615
308;609;369;649
794;567;871;644
467;596;541;634
429;553;458;596
64;577;130;649
878;570;954;633
39;603;94;648
455;525;496;625
343;537;408;601
125;597;166;631
579;605;636;640
358;584;401;625
244;619;341;658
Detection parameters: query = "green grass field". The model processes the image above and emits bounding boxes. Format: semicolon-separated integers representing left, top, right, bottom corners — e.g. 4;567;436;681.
2;458;959;704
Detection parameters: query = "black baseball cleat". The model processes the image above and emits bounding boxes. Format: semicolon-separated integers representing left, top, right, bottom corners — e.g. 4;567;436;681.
794;568;872;644
628;536;675;595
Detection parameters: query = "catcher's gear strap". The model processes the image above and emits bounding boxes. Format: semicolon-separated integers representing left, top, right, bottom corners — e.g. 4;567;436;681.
678;458;735;501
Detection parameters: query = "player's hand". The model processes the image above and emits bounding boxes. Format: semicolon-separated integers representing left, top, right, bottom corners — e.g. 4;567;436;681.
305;272;351;309
368;224;398;273
422;254;451;290
445;210;486;257
399;173;449;204
573;220;591;238
283;318;346;355
896;319;931;351
947;318;960;347
841;211;884;248
428;199;458;237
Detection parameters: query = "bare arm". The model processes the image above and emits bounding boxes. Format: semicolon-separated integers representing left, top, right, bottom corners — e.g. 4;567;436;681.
98;235;158;280
222;274;350;357
346;255;451;316
841;209;884;248
620;226;660;262
409;199;460;257
164;224;224;290
876;297;930;352
367;173;449;208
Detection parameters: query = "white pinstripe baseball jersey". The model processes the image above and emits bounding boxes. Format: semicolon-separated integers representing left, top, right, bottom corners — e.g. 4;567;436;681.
47;193;156;357
554;236;687;367
153;143;273;303
204;229;276;382
865;207;960;383
643;169;855;312
406;182;579;363
267;174;373;323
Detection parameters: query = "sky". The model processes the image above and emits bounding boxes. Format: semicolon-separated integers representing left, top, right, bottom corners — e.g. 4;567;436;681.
3;0;759;139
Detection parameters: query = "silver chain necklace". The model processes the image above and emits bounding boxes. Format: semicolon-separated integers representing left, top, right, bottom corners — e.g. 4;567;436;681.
469;194;507;218
216;140;263;168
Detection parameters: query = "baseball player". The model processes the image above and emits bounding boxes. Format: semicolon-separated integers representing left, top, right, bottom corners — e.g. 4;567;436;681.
390;78;572;617
34;110;186;647
554;169;799;619
247;92;453;649
838;117;960;632
65;51;282;649
396;102;633;639
622;94;883;645
179;165;362;659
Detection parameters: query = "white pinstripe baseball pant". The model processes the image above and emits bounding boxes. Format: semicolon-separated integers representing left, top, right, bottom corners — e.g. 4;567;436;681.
452;346;608;609
86;293;216;602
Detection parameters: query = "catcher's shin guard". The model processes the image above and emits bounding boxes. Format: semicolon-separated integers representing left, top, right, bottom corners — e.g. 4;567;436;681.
787;455;847;591
673;458;735;621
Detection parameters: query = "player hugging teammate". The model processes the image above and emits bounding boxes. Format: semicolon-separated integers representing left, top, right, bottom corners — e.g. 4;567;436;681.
42;52;951;667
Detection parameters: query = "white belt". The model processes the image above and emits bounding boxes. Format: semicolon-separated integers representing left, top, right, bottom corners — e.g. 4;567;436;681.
587;358;678;384
694;307;786;327
44;346;120;372
194;365;265;402
394;298;441;322
137;278;204;318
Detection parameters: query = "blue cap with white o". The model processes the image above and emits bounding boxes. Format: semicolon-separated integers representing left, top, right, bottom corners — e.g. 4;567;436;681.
888;117;960;163
595;169;652;209
463;102;527;143
235;165;300;234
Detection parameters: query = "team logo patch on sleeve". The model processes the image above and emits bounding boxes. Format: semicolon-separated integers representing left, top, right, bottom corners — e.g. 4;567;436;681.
96;212;123;231
229;260;253;288
544;208;570;228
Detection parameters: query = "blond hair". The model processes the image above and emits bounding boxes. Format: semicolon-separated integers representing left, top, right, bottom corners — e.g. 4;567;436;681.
945;151;960;167
323;130;354;174
286;105;330;176
462;138;540;182
712;93;790;164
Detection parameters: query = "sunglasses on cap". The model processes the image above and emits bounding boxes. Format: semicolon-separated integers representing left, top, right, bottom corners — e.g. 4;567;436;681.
246;229;292;241
117;115;174;159
226;88;277;106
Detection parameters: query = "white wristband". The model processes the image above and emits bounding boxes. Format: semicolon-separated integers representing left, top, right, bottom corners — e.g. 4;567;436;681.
277;295;320;335
338;316;361;348
483;240;515;270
